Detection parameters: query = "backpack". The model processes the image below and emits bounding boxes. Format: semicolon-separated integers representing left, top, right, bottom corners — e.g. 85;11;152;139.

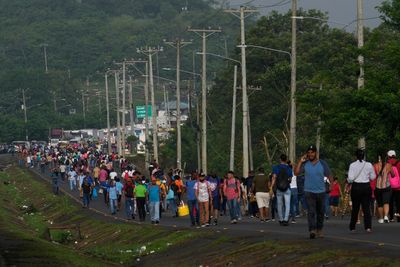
125;185;134;198
276;166;291;191
389;163;400;189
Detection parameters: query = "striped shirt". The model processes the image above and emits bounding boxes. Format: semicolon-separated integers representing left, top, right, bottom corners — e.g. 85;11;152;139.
374;162;391;189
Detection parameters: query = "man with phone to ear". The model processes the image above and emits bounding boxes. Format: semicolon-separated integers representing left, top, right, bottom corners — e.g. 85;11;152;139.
294;145;333;239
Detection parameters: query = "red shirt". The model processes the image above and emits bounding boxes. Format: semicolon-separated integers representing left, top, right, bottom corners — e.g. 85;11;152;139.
329;181;341;197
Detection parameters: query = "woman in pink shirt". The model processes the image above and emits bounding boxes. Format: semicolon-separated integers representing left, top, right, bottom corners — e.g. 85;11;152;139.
223;171;241;224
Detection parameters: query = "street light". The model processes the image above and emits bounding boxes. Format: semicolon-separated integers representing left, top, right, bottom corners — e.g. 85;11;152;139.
291;16;347;26
244;44;291;58
196;52;241;65
162;67;202;77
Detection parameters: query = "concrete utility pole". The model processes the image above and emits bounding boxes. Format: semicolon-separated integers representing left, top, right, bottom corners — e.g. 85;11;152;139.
229;65;238;171
40;43;48;74
81;90;86;128
105;71;112;155
225;6;256;178
22;89;28;141
114;71;122;156
193;51;201;172
129;76;134;137
137;47;163;164
164;39;192;170
289;0;297;163
357;0;366;150
316;83;323;153
188;27;221;174
144;62;150;168
115;59;147;156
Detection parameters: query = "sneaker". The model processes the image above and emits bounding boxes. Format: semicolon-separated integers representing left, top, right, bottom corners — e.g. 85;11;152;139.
264;219;271;222
310;231;316;239
384;216;389;223
205;223;210;227
213;219;218;226
291;219;296;224
395;213;400;217
378;219;384;224
201;224;206;228
232;219;237;224
250;215;254;218
366;228;372;233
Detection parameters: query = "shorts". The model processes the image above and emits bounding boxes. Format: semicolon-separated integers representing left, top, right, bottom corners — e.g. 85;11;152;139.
329;196;339;207
212;196;220;210
375;187;392;207
255;192;270;209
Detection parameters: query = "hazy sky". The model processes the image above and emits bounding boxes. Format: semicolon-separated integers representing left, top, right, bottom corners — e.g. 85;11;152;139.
226;0;384;31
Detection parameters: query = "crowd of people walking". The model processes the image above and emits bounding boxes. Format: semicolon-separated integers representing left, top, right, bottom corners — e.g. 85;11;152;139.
14;142;400;239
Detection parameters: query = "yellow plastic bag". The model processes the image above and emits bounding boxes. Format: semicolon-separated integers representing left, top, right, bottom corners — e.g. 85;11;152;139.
178;202;189;217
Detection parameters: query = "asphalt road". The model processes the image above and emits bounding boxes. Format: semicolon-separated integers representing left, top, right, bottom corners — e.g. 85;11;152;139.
4;154;400;255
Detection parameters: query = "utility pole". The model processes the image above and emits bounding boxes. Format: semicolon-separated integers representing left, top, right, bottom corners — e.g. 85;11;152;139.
229;65;238;171
40;43;49;74
144;62;150;168
164;39;192;170
114;71;122;156
81;90;86;128
316;83;323;153
129;76;134;137
22;89;28;141
137;47;163;164
115;59;147;156
225;6;256;178
188;27;221;174
105;71;112;155
289;0;297;163
193;51;201;171
357;0;366;150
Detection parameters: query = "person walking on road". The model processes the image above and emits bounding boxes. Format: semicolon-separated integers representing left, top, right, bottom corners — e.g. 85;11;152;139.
124;179;135;220
294;145;332;239
347;149;376;232
271;154;293;226
251;167;271;222
148;177;161;224
195;173;212;227
374;153;393;223
135;178;147;222
223;171;241;224
185;172;200;226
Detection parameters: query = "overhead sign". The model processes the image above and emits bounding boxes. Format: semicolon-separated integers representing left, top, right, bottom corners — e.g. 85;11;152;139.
136;105;152;119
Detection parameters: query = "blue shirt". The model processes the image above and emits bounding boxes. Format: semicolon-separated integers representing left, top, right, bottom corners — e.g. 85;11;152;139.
272;164;293;178
108;186;118;200
116;182;123;195
207;176;220;198
148;185;160;202
185;180;197;201
301;160;331;193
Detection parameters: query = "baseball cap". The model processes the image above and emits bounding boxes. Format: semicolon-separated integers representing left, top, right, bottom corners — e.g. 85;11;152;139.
388;150;396;157
307;145;317;152
199;173;206;177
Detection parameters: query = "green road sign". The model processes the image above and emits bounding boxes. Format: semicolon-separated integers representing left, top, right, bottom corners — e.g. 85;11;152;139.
136;105;152;119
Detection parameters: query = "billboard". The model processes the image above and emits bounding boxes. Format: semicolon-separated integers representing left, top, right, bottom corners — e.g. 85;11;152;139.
136;105;152;119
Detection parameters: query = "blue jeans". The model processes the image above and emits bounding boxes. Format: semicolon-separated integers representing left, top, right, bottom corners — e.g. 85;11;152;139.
325;193;330;217
187;199;199;225
149;201;160;222
125;198;135;218
168;198;177;215
69;179;76;191
227;199;238;220
236;198;242;219
277;188;291;221
290;188;299;218
82;193;90;207
110;198;117;214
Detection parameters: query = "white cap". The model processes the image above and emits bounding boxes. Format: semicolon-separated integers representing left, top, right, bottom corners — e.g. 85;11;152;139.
388;150;396;157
